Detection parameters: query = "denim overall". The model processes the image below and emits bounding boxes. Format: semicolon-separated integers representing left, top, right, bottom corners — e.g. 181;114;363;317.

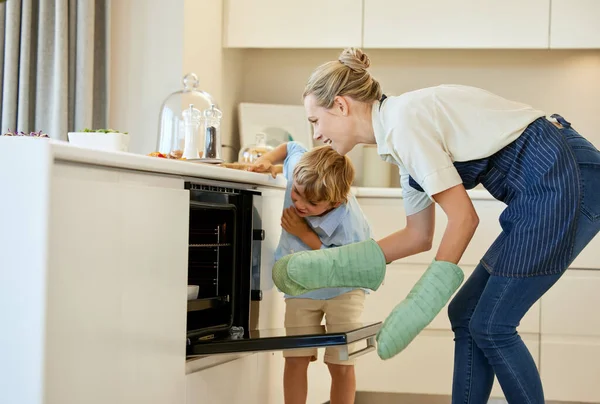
381;94;600;403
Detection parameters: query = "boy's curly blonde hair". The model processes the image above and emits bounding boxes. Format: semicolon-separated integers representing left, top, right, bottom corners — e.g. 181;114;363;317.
293;145;355;204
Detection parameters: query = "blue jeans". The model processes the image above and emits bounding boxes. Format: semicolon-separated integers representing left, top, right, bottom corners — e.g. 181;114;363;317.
448;124;600;404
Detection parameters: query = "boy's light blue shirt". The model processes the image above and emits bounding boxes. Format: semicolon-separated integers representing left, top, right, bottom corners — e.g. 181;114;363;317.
273;142;373;300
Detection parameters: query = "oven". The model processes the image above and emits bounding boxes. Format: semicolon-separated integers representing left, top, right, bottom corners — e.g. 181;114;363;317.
184;179;381;361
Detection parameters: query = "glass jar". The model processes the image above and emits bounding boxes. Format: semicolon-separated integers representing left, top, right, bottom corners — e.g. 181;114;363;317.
157;73;222;161
202;105;224;163
238;132;274;164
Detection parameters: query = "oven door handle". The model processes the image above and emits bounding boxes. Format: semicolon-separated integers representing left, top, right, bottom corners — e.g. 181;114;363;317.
335;335;377;362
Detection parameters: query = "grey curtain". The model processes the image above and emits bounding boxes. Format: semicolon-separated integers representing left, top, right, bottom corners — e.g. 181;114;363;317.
0;0;109;139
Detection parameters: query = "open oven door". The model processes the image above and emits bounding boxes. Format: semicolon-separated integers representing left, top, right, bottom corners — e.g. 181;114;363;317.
186;321;382;362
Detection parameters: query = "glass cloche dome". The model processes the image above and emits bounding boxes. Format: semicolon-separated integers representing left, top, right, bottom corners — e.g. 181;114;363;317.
157;73;223;162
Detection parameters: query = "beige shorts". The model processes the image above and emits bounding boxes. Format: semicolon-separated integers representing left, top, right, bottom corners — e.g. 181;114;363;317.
283;289;366;366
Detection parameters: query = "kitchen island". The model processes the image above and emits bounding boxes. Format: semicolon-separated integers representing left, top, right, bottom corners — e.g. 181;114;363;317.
2;138;598;404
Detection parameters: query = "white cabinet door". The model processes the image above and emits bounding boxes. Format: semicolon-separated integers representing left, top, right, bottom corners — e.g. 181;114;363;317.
541;269;600;337
45;164;189;404
541;336;600;403
357;197;506;268
356;329;539;398
363;0;550;49
539;270;600;402
223;0;363;48
186;355;260;404
362;263;540;333
550;0;600;48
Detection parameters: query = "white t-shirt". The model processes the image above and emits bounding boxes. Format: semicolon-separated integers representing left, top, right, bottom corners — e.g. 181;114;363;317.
371;84;546;215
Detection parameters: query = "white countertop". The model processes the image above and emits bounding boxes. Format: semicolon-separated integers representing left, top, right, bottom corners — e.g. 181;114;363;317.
17;139;289;189
351;186;495;200
5;138;496;200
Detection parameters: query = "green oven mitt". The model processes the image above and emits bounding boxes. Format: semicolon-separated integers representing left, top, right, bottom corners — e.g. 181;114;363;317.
271;254;311;296
376;259;464;360
272;239;387;296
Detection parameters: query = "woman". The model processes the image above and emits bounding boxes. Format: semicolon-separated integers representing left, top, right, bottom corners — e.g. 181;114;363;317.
271;48;600;403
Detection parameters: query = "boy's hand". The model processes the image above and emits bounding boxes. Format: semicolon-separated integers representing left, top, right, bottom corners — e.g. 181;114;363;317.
281;207;310;237
247;158;278;178
282;207;322;250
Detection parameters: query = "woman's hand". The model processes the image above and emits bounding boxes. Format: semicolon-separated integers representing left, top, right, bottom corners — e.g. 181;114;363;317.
281;207;321;250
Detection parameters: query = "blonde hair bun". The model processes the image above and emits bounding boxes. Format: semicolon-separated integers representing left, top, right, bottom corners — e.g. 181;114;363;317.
338;48;371;72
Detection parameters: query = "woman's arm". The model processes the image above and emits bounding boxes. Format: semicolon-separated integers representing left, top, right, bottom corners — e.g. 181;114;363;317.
376;203;435;263
431;184;479;264
375;184;478;264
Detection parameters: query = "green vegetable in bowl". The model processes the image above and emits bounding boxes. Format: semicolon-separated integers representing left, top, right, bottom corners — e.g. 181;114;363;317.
82;128;129;134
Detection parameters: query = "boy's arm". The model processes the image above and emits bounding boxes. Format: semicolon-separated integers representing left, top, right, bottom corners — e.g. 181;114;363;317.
247;143;287;177
298;230;322;251
256;142;288;165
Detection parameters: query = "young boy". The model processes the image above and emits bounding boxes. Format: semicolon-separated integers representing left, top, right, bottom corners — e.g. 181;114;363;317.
250;141;373;404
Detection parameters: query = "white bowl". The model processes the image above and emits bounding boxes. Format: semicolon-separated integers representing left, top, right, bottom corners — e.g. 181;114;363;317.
68;132;129;152
187;285;199;301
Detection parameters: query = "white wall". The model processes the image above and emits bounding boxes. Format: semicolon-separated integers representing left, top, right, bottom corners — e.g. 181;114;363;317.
109;0;184;155
182;1;244;162
109;0;242;160
239;49;600;145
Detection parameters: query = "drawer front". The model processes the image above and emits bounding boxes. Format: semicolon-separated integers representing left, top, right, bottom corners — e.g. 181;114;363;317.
356;329;539;398
541;269;600;337
541;336;600;403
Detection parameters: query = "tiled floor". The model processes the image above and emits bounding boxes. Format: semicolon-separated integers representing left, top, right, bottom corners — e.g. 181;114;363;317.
351;392;593;403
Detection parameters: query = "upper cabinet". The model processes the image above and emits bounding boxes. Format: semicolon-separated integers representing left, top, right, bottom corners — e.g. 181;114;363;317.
550;0;600;48
223;0;363;48
363;0;550;49
223;0;600;49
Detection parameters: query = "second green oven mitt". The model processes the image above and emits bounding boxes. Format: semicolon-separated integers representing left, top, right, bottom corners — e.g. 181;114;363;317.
376;259;465;360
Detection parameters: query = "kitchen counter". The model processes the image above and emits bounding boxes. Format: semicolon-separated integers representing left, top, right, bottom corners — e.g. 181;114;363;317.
351;186;495;201
9;139;496;200
35;139;288;188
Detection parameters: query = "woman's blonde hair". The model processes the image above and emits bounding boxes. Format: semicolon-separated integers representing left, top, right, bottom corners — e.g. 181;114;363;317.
302;48;382;108
293;145;354;204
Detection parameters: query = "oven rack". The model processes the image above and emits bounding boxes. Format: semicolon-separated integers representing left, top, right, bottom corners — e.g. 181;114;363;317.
189;243;231;248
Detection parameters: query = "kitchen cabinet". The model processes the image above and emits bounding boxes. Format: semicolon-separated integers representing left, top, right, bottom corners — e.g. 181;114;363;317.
1;157;189;404
356;194;541;401
363;0;550;49
186;355;261;404
540;336;600;403
355;329;540;398
45;164;190;404
540;269;600;403
223;0;363;48
357;192;600;402
550;0;600;49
